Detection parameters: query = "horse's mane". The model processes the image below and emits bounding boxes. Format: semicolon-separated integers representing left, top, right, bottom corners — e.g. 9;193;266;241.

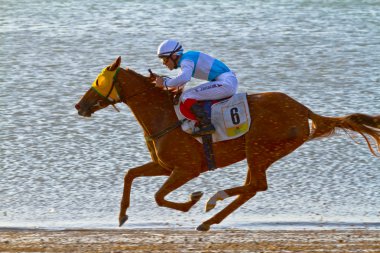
121;67;177;107
124;67;153;85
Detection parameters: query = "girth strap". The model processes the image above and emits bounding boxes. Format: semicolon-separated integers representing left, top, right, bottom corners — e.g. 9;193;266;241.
201;134;217;171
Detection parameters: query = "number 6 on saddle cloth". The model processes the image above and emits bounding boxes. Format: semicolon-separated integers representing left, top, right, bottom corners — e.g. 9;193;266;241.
175;93;251;170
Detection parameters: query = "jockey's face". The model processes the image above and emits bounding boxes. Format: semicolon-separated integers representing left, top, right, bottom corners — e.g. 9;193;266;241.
161;54;179;70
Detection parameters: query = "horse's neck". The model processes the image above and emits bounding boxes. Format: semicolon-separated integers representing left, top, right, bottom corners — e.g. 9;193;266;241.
127;93;177;137
121;70;177;136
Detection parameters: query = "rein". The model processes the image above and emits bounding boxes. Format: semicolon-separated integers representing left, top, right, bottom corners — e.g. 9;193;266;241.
111;68;186;141
112;68;156;103
145;119;187;142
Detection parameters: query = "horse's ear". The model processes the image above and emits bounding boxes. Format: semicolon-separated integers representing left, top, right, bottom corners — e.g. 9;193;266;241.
108;56;121;71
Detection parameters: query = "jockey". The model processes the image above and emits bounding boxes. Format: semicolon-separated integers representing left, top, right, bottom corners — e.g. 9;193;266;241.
155;39;238;137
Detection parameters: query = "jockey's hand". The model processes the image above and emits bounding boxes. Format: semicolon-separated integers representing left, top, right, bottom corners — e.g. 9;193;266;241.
155;76;165;89
148;69;158;82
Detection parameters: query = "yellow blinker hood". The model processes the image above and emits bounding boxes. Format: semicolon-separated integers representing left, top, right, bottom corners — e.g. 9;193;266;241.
91;67;120;102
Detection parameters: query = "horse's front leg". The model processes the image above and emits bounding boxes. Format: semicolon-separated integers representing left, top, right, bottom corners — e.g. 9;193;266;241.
119;162;170;227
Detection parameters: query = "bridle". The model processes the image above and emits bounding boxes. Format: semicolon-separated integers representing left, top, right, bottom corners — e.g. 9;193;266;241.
95;67;156;112
97;67;186;141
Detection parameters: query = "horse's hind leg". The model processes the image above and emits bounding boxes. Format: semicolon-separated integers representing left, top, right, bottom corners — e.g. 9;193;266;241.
197;152;273;231
197;191;257;231
205;160;269;212
198;162;267;231
119;162;170;227
154;169;203;212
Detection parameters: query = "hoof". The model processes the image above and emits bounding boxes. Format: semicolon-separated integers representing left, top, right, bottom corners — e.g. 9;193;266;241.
196;223;210;232
191;191;204;202
119;215;128;227
205;190;229;212
205;203;215;212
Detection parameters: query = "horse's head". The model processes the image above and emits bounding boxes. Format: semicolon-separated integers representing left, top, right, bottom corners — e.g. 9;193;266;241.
75;56;122;117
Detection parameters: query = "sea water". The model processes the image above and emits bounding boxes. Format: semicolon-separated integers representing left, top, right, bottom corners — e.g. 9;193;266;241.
0;0;379;230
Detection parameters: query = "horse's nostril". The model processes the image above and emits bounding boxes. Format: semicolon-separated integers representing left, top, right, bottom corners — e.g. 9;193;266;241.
75;104;80;110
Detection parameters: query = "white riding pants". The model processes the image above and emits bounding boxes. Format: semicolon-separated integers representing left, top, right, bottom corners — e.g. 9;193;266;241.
182;71;238;101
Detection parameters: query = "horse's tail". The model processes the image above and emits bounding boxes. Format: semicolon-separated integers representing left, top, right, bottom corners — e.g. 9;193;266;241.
308;111;380;156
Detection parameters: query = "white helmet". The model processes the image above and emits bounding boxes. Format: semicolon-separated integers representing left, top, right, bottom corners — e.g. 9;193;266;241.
157;39;183;58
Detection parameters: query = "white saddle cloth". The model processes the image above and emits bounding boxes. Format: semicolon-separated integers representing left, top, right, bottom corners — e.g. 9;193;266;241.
174;93;251;143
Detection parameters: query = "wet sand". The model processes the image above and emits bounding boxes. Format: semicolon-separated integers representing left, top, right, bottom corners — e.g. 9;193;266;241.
0;228;379;252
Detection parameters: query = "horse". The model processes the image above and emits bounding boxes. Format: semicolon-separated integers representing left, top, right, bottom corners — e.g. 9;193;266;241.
75;56;380;231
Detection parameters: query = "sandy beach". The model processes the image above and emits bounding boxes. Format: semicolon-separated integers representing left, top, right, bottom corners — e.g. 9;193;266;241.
0;228;379;253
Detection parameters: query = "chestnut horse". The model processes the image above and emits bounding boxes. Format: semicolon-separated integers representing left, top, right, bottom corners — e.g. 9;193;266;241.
75;57;380;231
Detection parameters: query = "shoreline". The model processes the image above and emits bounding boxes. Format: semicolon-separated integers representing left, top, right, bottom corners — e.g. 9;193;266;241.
1;228;379;252
1;220;379;232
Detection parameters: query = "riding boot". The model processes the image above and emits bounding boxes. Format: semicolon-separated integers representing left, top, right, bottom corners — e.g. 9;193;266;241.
190;103;216;137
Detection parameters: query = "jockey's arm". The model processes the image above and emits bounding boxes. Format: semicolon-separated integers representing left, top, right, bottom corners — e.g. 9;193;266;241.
164;60;194;88
155;77;184;92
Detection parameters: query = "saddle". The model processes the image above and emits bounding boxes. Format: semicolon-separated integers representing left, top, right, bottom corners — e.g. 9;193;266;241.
175;93;251;142
174;93;251;171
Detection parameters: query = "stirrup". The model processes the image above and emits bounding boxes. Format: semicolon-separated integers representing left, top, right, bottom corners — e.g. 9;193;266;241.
192;125;215;137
